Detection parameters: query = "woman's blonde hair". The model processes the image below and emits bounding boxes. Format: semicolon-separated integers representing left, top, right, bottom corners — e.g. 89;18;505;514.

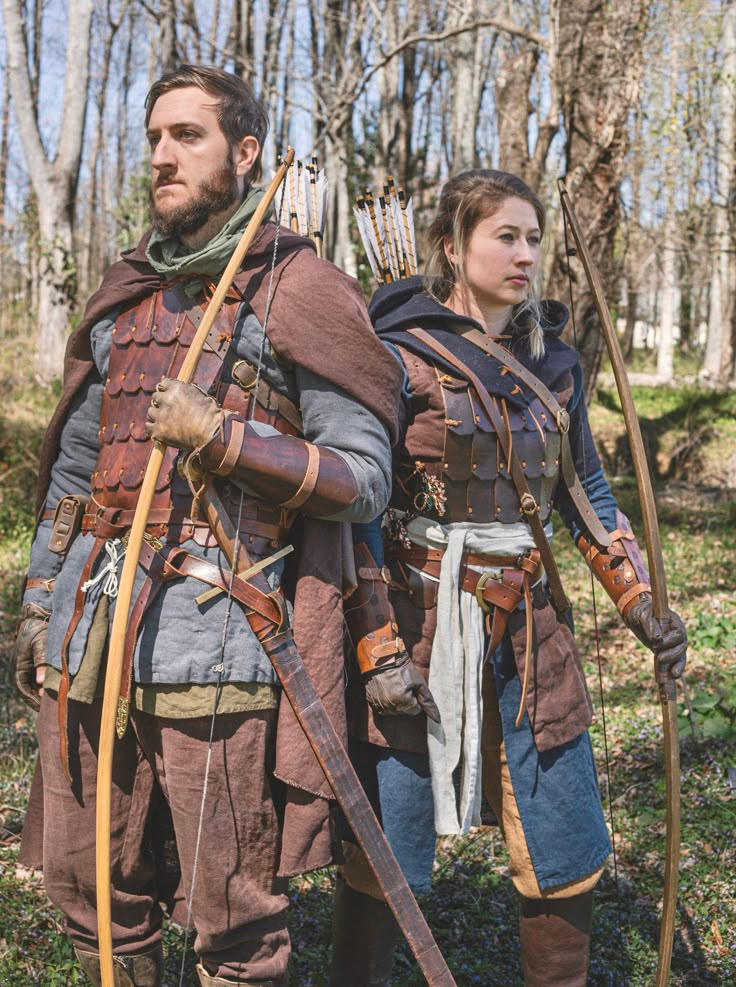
424;169;546;358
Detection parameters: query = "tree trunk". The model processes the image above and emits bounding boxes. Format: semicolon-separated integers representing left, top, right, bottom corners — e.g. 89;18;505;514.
447;1;485;171
2;0;93;382
549;0;648;394
657;29;679;383
702;1;736;384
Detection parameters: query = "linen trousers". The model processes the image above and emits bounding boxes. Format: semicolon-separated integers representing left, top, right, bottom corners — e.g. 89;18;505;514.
37;691;290;983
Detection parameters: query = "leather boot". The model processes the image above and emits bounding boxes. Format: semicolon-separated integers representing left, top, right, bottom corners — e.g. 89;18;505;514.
519;890;593;987
328;874;400;986
74;944;164;986
196;963;282;986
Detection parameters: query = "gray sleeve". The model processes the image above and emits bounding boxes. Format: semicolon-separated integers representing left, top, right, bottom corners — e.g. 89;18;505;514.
23;319;112;607
296;366;393;523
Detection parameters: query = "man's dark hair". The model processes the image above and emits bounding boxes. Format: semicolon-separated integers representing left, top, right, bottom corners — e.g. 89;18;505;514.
145;64;269;182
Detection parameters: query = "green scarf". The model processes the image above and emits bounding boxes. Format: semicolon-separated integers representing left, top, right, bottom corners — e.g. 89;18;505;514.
145;185;267;278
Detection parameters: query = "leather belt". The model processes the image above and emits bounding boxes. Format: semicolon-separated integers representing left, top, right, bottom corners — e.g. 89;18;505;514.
81;504;289;549
391;544;542;659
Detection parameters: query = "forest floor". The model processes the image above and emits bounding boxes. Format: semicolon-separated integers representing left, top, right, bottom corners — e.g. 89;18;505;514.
0;361;734;985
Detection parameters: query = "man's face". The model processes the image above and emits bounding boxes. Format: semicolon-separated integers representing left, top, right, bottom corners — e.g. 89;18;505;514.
146;86;256;242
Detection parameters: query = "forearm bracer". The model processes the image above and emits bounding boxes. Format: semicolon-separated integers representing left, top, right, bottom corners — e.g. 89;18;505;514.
576;510;651;618
198;414;359;517
344;541;405;674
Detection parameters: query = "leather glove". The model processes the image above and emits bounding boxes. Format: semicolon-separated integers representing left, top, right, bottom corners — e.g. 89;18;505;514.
364;653;441;722
623;593;687;678
145;378;225;451
14;603;51;711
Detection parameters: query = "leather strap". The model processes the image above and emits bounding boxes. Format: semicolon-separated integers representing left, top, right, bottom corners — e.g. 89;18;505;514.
57;536;107;784
394;544;523;570
171;281;303;433
452;325;612;549
117;538;288;709
408;327;570;614
281;443;320;509
25;577;56;593
212;417;246;475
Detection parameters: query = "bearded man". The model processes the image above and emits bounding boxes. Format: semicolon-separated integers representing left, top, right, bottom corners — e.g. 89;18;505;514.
13;64;402;987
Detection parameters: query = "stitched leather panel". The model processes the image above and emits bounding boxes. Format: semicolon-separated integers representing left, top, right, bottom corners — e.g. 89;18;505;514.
94;288;241;513
396;351;569;525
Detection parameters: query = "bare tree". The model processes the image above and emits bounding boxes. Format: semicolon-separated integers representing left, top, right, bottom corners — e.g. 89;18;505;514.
549;0;649;391
2;0;93;381
702;0;736;384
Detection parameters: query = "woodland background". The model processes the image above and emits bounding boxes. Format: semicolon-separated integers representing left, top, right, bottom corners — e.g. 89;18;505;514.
0;1;735;985
0;0;734;390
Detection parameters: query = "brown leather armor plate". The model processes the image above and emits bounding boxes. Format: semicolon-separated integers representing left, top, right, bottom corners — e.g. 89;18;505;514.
90;284;300;541
395;345;569;525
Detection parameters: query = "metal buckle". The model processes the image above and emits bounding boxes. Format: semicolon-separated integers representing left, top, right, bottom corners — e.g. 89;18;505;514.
475;570;501;613
556;409;570;433
231;359;259;391
520;493;538;516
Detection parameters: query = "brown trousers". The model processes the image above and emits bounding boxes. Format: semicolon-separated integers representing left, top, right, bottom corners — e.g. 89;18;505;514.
37;692;290;983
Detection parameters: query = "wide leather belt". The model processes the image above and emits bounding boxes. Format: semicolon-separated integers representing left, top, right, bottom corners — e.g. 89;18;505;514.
81;503;289;549
392;544;542;612
393;542;541;727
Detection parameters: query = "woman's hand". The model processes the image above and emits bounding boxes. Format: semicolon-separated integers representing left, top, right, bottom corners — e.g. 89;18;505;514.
623;594;687;678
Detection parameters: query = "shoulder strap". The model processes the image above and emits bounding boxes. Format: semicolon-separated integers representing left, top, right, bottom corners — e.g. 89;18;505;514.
170;281;303;433
408;327;569;614
449;325;611;549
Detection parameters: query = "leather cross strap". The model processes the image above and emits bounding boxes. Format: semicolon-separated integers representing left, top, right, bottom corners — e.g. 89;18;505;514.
451;324;612;548
408;327;570;614
115;537;287;728
170;280;304;433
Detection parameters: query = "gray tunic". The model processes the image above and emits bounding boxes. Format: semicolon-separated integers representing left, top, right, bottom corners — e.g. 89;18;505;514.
25;301;392;688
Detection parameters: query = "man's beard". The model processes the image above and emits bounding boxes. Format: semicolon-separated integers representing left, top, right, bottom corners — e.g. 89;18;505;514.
149;161;240;239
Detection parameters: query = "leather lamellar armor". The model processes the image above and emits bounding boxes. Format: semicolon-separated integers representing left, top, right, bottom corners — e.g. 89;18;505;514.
393;344;573;525
86;282;301;547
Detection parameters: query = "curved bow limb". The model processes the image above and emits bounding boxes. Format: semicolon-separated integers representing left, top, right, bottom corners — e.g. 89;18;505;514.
95;149;295;987
558;180;681;987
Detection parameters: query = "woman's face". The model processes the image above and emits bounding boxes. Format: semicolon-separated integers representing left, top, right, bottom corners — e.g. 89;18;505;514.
445;196;541;315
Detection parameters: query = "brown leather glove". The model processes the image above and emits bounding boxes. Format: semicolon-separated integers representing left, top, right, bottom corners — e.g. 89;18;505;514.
623;593;687;678
14;603;51;711
364;653;441;722
144;378;225;451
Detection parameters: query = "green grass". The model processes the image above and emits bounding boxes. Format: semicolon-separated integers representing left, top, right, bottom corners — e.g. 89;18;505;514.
1;365;735;985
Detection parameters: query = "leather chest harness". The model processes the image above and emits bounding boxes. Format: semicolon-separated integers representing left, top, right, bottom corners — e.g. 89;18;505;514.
54;281;304;759
385;328;612;717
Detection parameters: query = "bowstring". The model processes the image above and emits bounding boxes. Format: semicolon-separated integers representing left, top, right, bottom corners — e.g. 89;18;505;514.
562;204;629;987
176;161;292;984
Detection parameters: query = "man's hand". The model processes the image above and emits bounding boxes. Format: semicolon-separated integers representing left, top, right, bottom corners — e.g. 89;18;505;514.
145;378;224;451
364;653;441;722
624;594;687;678
14;603;51;711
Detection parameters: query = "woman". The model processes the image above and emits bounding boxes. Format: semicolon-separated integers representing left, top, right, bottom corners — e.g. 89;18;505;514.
330;170;687;986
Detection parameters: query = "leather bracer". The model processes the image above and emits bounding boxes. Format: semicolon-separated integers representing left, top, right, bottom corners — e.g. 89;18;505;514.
197;414;359;517
344;542;406;674
577;510;651;619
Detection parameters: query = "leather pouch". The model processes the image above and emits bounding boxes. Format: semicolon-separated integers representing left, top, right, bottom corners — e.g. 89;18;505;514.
48;494;90;555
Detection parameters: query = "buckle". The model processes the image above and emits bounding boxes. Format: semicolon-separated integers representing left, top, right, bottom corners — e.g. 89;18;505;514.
475;570;501;613
520;493;538;516
231;359;259;391
556;409;570;433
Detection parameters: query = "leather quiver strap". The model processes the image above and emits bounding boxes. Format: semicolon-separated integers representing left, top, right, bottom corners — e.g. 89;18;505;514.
344;542;406;674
